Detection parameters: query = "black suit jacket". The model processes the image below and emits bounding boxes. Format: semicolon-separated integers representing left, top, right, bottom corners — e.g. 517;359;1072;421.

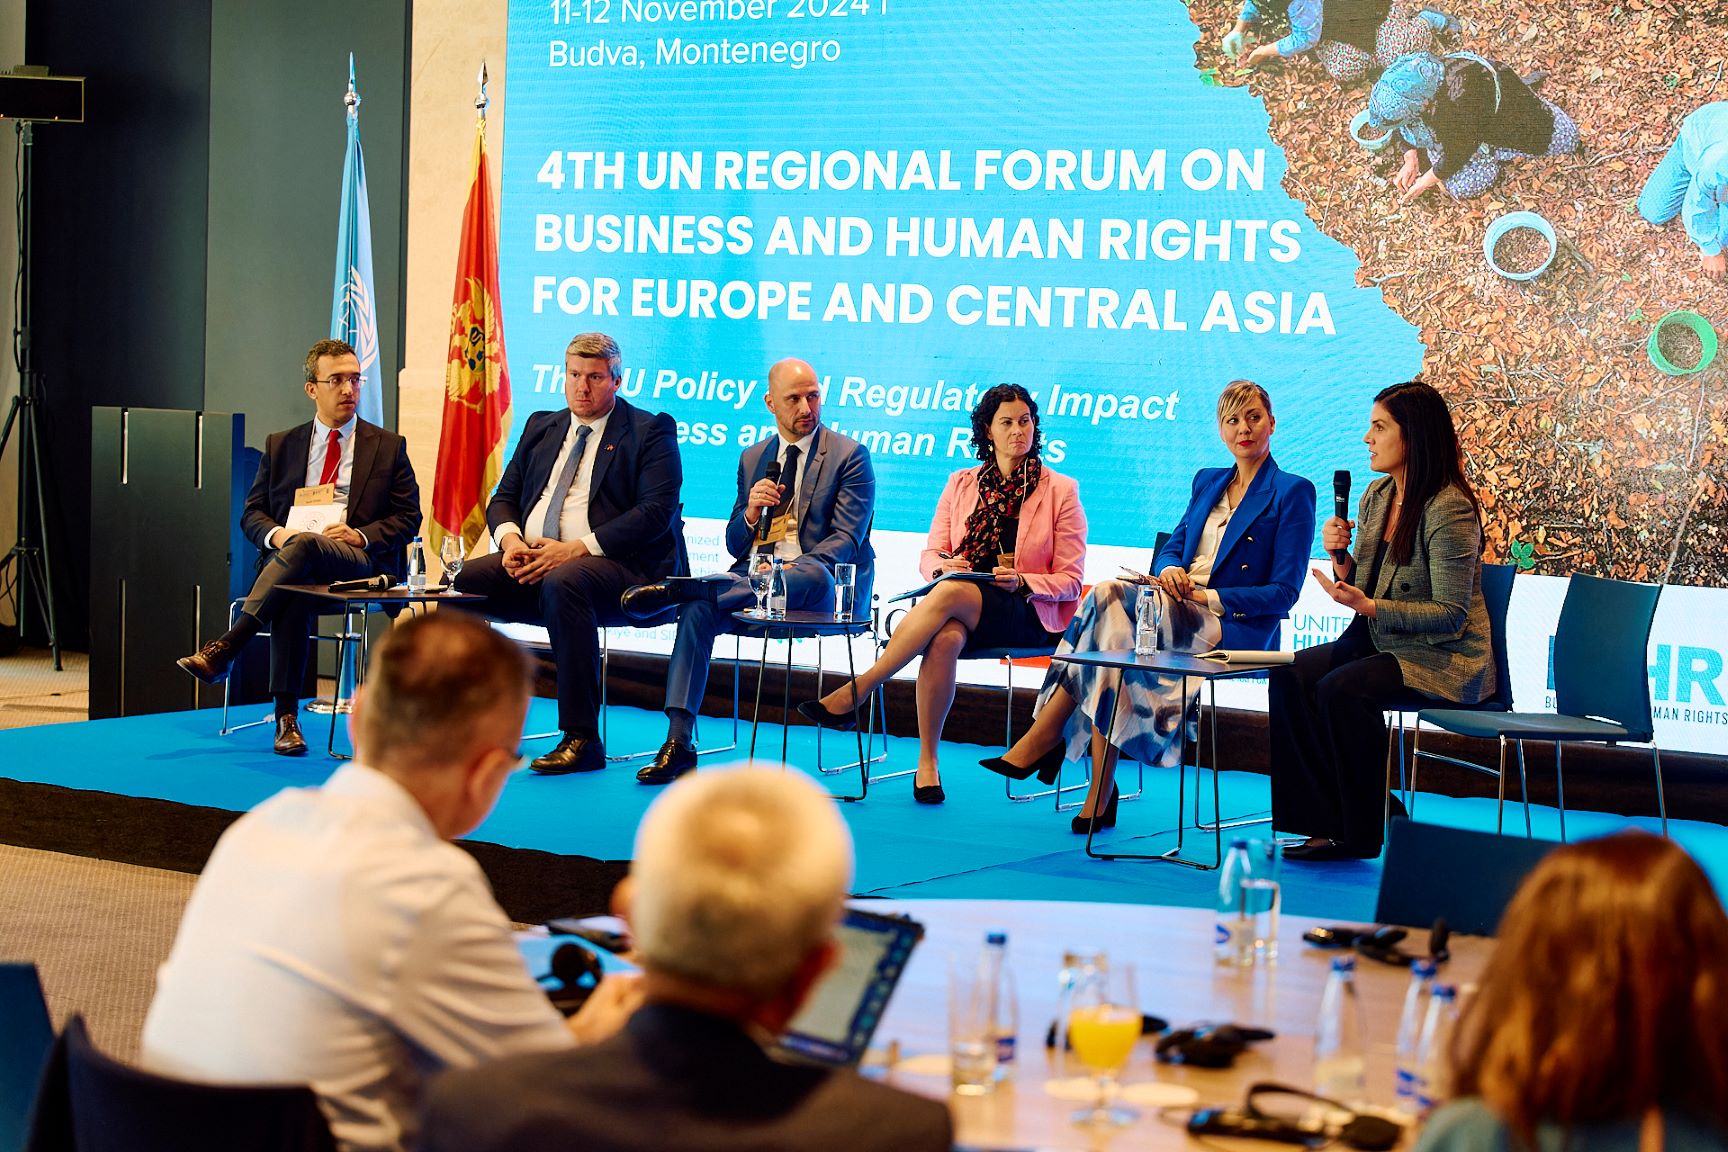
418;1004;952;1152
485;398;685;578
239;419;421;581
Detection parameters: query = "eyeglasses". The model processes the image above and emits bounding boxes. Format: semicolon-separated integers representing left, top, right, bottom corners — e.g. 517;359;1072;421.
312;373;365;389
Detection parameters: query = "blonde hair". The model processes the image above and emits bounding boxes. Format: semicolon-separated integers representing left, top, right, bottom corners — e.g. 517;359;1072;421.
565;332;622;379
1217;379;1272;423
630;767;853;997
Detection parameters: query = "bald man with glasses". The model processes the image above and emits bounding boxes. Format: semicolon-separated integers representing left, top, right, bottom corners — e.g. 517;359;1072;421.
176;338;421;755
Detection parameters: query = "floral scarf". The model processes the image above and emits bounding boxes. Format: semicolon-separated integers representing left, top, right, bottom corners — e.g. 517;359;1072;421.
957;456;1043;572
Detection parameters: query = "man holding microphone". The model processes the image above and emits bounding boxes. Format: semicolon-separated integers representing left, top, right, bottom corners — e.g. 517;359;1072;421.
620;358;876;785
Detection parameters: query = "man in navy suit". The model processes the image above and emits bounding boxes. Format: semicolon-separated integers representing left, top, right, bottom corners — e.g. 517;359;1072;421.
419;767;953;1152
455;332;685;776
621;358;874;784
175;338;421;756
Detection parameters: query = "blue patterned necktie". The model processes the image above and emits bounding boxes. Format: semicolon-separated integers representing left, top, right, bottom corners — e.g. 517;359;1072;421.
537;423;593;541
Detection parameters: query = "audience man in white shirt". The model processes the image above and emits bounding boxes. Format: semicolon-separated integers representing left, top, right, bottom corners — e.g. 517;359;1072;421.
142;611;637;1152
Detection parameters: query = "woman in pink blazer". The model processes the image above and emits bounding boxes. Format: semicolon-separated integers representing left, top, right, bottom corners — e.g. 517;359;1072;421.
799;384;1088;804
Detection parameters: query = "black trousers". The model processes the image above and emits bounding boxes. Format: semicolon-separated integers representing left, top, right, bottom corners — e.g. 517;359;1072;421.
239;533;375;698
455;551;647;738
1268;618;1435;849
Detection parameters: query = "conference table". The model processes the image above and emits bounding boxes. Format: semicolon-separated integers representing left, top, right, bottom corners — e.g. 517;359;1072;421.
853;899;1490;1151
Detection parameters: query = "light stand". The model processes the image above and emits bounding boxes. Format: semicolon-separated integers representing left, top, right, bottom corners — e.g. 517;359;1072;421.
0;119;62;669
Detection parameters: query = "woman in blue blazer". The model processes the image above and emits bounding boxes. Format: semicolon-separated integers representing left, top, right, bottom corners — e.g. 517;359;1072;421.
982;381;1317;832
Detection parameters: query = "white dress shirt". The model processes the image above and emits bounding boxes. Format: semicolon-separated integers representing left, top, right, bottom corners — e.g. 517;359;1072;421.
140;763;571;1152
765;430;815;561
1181;492;1232;617
268;414;366;550
494;409;610;557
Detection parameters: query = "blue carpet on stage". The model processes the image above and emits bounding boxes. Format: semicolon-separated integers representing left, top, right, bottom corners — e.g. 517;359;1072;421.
0;699;1712;922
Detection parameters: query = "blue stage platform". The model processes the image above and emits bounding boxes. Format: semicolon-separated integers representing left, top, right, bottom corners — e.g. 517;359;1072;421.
0;698;1710;922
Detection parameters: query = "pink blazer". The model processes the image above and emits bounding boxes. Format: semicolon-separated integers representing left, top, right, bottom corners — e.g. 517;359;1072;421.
920;466;1088;633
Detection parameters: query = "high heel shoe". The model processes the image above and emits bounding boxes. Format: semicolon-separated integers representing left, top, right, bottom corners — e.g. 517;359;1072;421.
1070;784;1120;834
913;779;946;805
796;698;858;732
978;742;1064;786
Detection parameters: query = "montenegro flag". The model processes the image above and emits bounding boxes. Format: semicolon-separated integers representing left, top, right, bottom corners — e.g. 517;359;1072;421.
430;110;512;556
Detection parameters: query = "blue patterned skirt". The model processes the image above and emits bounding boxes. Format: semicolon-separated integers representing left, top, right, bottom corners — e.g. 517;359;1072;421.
1035;580;1224;768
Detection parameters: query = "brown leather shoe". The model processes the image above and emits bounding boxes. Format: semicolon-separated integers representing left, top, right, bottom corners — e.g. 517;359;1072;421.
177;638;237;685
273;714;308;757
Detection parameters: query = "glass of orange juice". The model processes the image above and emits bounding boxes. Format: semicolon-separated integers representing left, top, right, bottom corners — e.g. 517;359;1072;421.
1067;961;1140;1127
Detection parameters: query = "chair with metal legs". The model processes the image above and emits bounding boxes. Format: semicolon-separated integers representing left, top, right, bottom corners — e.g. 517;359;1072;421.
1382;562;1519;831
1414;574;1666;841
218;598;363;737
595;620;743;763
733;602;882;801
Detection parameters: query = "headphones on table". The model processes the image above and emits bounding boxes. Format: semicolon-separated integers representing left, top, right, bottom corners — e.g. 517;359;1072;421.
1186;1082;1403;1151
535;943;604;1015
1155;1023;1276;1069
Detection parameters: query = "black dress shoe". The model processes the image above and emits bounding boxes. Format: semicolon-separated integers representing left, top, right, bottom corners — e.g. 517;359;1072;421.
273;714;308;757
531;734;606;776
978;742;1064;786
637;739;698;786
1070;784;1119;834
797;699;859;732
619;582;681;622
177;638;237;685
1283;839;1380;862
913;780;946;805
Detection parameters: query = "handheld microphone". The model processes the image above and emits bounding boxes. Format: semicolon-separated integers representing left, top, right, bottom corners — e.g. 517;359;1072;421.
756;458;783;544
329;574;391;593
1331;470;1352;567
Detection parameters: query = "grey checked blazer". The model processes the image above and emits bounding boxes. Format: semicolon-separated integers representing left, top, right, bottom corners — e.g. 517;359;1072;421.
1351;477;1495;704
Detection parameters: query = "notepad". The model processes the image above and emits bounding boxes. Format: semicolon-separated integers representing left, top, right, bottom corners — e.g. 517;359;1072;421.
887;570;996;603
1195;649;1295;665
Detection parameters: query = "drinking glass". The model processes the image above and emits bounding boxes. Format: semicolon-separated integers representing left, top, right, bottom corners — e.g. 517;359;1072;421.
1067;961;1140;1127
439;536;465;594
833;563;857;620
749;553;775;615
948;958;998;1096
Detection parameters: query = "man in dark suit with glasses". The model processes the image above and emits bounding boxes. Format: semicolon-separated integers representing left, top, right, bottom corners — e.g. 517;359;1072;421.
175;338;421;756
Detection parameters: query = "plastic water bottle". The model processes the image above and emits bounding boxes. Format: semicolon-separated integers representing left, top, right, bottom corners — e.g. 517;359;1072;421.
981;931;1019;1082
1215;839;1256;967
1134;588;1160;655
1313;956;1367;1103
1394;959;1438;1115
1413;983;1460;1117
767;556;789;618
406;536;427;593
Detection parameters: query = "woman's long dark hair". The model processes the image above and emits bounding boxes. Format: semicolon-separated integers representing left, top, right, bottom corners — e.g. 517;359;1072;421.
1373;380;1477;563
969;383;1042;463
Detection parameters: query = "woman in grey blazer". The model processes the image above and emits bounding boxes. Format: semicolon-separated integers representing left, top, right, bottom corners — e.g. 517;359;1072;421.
1270;381;1495;861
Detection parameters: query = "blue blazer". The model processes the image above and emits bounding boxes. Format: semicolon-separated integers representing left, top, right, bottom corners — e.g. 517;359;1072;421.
723;425;877;605
486;397;686;579
1151;456;1316;650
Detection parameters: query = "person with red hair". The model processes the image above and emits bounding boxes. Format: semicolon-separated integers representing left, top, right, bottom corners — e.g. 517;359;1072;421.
1418;831;1728;1152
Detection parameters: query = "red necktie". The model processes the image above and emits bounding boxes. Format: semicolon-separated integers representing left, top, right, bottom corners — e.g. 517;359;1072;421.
318;428;341;486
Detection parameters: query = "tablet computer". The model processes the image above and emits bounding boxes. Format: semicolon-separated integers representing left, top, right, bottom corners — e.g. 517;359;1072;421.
772;906;924;1067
